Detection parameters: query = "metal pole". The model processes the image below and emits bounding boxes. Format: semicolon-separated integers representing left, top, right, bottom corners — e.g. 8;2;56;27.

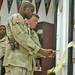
68;0;74;75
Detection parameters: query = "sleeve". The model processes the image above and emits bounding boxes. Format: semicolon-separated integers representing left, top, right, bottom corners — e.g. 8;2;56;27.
6;21;13;38
7;16;41;54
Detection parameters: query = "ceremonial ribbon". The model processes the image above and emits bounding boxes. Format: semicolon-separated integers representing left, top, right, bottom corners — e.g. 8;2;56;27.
47;41;74;74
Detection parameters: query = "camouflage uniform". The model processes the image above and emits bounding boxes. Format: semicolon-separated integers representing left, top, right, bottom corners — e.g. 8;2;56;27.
0;35;8;66
3;13;41;75
0;35;8;75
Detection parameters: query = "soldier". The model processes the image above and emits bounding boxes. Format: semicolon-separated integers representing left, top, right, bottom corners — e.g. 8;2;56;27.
0;25;8;75
3;1;55;75
25;13;55;58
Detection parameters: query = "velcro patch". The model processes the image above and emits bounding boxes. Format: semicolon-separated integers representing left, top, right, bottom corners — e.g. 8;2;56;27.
13;16;21;24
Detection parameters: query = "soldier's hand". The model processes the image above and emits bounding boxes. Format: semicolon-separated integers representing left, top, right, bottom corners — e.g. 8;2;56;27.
38;49;55;57
47;49;56;58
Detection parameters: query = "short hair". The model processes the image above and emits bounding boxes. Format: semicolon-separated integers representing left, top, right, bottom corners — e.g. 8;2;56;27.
20;1;34;9
0;25;5;28
33;13;39;19
19;1;34;13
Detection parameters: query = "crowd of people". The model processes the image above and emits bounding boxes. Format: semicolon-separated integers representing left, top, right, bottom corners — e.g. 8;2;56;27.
0;1;55;75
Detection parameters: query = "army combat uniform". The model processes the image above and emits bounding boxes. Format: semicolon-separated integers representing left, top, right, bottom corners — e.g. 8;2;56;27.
0;35;8;75
0;35;8;61
3;13;41;75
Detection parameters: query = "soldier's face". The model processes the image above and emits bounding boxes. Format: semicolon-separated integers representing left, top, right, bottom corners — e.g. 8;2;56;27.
0;26;6;36
24;6;34;19
26;15;38;29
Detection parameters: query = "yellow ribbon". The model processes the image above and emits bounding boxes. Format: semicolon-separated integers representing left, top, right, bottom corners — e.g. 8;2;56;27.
47;41;74;74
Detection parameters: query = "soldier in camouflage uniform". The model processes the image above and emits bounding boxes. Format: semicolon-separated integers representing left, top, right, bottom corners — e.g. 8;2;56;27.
3;1;55;75
0;25;8;75
25;13;55;58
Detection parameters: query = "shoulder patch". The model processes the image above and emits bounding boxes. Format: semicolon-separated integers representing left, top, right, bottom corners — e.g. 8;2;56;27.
13;16;21;24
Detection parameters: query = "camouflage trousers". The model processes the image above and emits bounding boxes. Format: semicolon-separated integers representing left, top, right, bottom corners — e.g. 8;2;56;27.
5;65;34;75
0;60;2;75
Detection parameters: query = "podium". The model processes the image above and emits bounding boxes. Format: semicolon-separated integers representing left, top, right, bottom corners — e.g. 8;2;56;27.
34;22;55;75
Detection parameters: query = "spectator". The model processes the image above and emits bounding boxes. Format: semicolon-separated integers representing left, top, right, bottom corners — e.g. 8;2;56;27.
0;25;8;75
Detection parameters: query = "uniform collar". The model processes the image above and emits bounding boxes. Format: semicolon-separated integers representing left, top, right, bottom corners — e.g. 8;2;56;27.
0;35;7;42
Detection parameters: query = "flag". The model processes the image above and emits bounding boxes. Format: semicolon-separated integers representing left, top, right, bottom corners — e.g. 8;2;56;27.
0;0;3;10
7;0;13;13
35;0;41;14
16;0;22;12
44;0;51;15
26;0;32;2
